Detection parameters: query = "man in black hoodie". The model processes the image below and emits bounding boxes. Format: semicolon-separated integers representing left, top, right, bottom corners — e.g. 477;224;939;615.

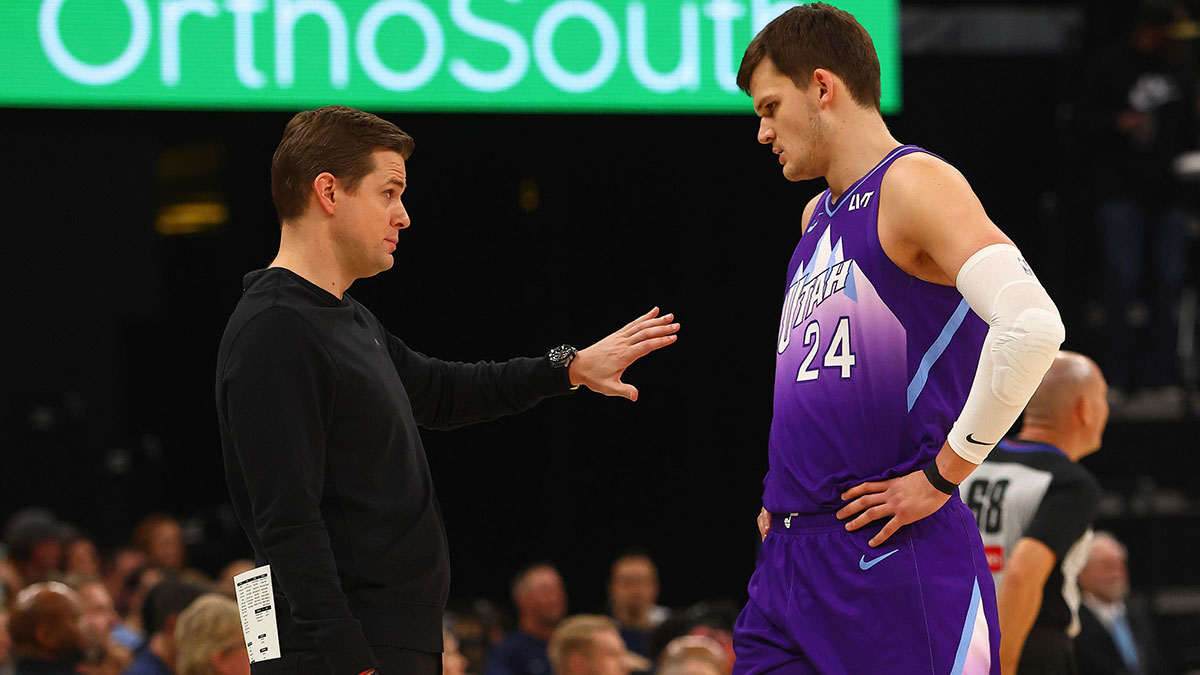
215;106;679;675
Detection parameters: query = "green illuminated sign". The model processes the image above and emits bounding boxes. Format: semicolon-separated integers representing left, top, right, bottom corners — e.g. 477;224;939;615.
1;0;900;113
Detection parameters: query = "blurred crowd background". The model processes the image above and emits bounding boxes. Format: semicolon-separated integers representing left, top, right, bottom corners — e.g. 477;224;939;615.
4;0;1200;673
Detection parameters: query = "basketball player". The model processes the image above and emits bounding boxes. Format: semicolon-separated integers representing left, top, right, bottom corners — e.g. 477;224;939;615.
735;5;1065;674
960;352;1105;674
216;106;678;675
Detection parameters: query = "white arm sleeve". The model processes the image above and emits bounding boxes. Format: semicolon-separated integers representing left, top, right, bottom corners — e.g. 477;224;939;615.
947;244;1065;463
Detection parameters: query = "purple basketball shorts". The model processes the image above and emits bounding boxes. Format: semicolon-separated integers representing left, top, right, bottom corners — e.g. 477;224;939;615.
733;496;999;674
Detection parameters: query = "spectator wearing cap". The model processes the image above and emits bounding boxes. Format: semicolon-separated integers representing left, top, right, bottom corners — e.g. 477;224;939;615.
8;582;88;675
123;580;206;675
4;509;70;587
172;594;247;675
547;615;647;675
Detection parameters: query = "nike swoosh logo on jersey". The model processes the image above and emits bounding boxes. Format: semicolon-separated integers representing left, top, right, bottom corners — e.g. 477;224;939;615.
859;549;900;570
966;433;996;445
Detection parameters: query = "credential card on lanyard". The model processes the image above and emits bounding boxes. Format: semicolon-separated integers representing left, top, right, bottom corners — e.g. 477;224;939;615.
234;565;281;663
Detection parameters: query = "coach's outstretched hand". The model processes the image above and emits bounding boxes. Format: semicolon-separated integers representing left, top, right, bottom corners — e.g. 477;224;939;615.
569;307;679;401
836;470;951;547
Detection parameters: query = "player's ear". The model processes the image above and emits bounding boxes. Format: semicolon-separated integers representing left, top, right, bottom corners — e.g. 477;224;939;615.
312;172;337;215
812;68;835;104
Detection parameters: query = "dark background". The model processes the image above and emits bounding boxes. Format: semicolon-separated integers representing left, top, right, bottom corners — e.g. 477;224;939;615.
3;0;1199;665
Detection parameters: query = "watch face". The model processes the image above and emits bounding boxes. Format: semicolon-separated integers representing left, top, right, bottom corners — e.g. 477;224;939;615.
549;345;575;367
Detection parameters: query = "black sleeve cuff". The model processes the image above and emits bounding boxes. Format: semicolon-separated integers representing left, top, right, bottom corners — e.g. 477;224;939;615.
316;623;377;675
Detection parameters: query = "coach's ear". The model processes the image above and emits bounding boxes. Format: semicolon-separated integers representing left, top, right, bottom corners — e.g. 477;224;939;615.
311;172;337;215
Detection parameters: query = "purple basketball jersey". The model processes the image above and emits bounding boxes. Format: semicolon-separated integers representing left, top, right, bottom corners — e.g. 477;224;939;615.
764;145;988;514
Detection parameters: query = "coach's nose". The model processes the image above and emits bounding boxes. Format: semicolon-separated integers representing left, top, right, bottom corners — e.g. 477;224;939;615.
393;200;410;230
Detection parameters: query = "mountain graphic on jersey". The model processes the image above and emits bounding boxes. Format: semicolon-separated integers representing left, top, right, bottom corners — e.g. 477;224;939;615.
769;222;909;513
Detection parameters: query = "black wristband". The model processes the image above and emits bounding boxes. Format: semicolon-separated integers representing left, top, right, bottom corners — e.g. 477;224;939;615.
923;460;958;496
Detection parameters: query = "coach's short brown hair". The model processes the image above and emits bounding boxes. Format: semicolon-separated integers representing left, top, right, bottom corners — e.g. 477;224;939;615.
271;105;414;222
736;3;882;111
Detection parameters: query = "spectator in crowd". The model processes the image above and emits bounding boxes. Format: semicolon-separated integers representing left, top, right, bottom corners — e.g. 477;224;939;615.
547;615;645;675
442;629;467;675
2;557;22;607
607;551;668;661
3;509;69;587
1077;1;1197;406
102;550;146;615
446;600;507;675
958;351;1107;673
77;638;133;675
124;580;207;675
62;537;101;579
651;603;737;675
173;594;248;675
67;578;120;649
64;575;132;675
1075;532;1170;675
212;562;252;601
655;635;727;675
7;582;88;675
484;564;567;675
1;606;13;675
130;518;185;574
112;566;168;651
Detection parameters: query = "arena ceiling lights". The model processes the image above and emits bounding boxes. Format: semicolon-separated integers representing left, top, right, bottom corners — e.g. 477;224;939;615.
3;0;900;113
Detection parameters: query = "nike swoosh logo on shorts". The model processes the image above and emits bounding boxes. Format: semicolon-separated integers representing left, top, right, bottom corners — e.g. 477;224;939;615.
966;433;995;445
859;549;900;570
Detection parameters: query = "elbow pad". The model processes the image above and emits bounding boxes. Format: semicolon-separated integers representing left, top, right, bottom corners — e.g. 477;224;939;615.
946;244;1065;463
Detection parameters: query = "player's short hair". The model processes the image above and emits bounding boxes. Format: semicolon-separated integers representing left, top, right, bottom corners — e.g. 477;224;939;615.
271;105;415;223
547;614;618;672
736;3;882;111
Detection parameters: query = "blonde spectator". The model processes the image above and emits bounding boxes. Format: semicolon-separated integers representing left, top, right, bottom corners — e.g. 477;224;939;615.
174;594;248;675
548;614;650;675
657;635;727;675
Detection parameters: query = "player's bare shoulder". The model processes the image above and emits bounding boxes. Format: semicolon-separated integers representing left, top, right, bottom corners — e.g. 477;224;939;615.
800;192;823;238
878;151;1009;285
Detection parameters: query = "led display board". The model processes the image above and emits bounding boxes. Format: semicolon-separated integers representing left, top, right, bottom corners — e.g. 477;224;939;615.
1;0;900;113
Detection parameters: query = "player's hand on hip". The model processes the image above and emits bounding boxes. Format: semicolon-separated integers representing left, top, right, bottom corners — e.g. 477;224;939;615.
569;307;679;401
757;507;771;541
835;470;951;547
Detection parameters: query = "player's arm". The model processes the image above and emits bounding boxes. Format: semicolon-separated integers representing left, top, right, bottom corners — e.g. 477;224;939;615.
839;156;1064;546
390;308;678;430
995;538;1057;675
221;308;376;675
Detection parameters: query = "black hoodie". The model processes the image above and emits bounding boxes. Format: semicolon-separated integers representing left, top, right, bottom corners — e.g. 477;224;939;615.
215;268;571;674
